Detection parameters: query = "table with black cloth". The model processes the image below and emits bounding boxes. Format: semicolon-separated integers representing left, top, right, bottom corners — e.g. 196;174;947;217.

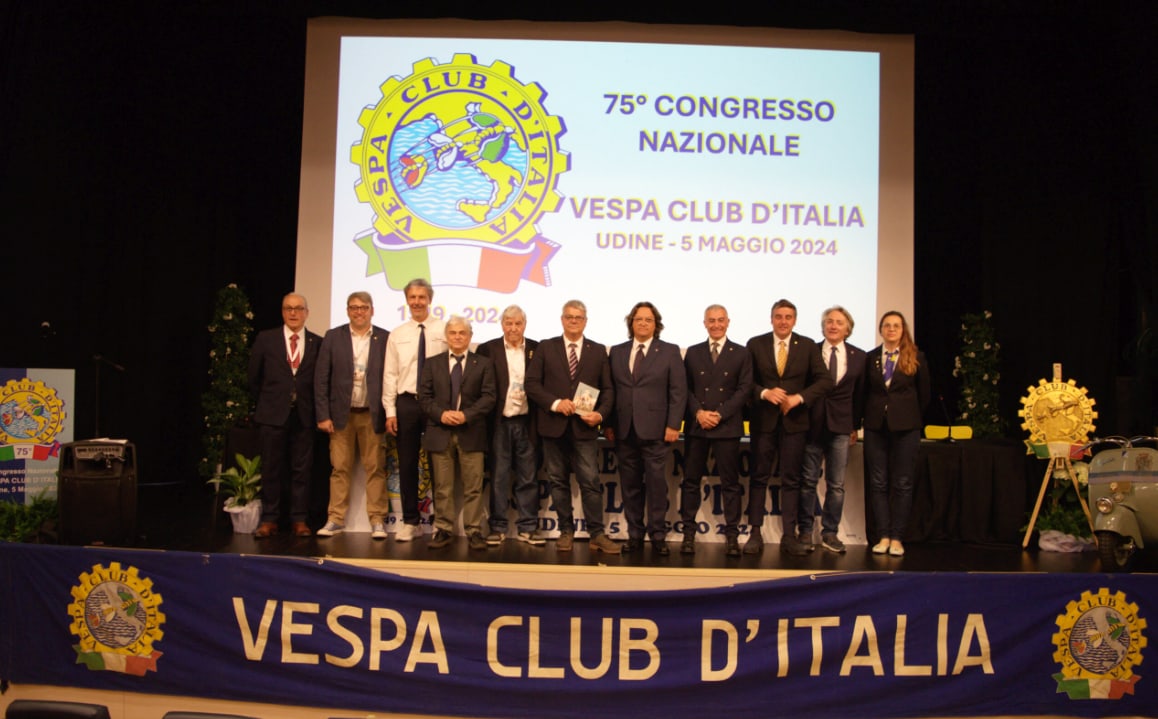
897;438;1032;546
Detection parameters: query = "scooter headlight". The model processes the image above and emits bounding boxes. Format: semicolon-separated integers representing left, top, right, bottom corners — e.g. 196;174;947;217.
1095;496;1115;514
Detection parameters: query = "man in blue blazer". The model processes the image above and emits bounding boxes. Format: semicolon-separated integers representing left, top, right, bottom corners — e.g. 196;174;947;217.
314;291;390;539
248;292;321;538
607;301;687;555
524;300;620;554
419;316;496;550
745;299;833;556
800;305;866;553
681;304;752;556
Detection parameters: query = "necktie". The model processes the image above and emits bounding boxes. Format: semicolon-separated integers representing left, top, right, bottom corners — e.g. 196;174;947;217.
632;344;645;380
416;323;426;384
776;340;787;376
710;342;719;364
568;342;578;380
829;345;838;382
289;333;300;370
450;354;464;410
883;350;897;383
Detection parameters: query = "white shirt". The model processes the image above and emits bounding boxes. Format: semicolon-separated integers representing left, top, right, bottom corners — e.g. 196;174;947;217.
629;337;654;373
502;341;528;417
349;326;373;408
823;341;847;384
382;317;447;417
283;325;308;375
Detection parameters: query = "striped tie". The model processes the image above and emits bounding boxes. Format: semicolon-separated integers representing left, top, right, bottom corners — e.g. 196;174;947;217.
568;342;578;380
776;340;787;376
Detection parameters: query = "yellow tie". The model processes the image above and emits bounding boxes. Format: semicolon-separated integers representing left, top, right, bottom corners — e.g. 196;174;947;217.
776;340;787;375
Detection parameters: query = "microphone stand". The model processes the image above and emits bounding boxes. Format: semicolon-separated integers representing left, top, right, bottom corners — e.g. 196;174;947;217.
92;354;126;438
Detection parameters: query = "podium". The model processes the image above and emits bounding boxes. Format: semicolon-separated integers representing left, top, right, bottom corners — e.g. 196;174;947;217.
58;441;137;545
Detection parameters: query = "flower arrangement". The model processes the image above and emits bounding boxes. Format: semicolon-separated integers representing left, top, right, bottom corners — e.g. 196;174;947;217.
1033;461;1094;541
953;310;1007;438
199;284;255;479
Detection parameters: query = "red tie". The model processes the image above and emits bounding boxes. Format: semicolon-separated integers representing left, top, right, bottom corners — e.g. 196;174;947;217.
289;333;300;369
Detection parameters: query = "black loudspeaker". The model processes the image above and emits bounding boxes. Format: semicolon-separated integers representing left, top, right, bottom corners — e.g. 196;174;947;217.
57;441;137;546
4;700;111;719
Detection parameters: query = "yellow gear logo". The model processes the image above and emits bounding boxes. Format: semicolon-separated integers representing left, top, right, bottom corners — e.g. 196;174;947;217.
1018;378;1096;446
351;53;569;293
69;562;165;675
1052;588;1146;699
0;378;65;445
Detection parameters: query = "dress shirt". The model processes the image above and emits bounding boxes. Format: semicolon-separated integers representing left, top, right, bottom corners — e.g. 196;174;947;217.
628;337;654;374
823;341;847;384
382;317;447;416
349;326;372;408
502;341;529;417
283;325;308;375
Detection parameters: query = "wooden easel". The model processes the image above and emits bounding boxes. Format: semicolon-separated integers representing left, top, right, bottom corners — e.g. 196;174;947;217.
1021;443;1095;548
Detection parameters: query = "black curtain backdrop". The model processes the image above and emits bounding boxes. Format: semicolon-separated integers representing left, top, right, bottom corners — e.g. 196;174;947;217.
2;0;1155;488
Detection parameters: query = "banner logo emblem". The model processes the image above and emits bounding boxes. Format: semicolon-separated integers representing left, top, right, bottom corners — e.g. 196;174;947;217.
1052;588;1146;699
351;53;569;292
69;562;165;675
0;378;66;460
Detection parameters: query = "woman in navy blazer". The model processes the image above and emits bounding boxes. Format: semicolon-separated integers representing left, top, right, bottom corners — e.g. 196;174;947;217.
862;311;931;557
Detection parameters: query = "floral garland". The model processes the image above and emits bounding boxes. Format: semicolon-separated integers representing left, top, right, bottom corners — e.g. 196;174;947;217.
199;284;255;478
952;310;1007;438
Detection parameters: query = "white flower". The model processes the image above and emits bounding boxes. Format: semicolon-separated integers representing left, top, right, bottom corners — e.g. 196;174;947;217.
223;313;233;321
226;400;235;407
246;312;254;319
983;343;991;350
984;310;992;318
228;283;238;289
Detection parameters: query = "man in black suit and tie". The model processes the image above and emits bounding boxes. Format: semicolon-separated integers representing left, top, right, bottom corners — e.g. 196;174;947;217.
419;316;496;550
800;305;866;553
745;298;833;556
681;304;752;556
314;291;390;539
248;292;321;538
476;305;543;546
607;301;687;555
525;300;620;554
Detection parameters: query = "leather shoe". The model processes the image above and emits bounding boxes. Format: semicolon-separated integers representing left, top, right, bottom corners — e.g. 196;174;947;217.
556;532;574;552
292;522;311;537
680;533;696;554
254;521;277;538
743;534;764;554
651;539;670;555
428;529;453;549
781;538;810;556
589;534;621;554
725;536;741;557
622;538;643;553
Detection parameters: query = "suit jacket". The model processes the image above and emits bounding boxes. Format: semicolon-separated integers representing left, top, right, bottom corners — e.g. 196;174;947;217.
684;338;753;439
314;324;389;433
808;342;867;438
525;335;614;440
248;326;321;427
476;336;540;441
746;330;833;434
608;338;687;440
418;350;496;452
862;347;932;432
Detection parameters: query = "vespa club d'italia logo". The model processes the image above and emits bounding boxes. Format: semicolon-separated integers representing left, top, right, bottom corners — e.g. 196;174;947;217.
0;378;66;461
1053;588;1146;700
70;562;165;675
351;53;569;293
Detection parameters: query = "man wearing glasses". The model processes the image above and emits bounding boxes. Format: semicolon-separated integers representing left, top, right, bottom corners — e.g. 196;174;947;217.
525;300;620;554
314;292;390;539
248;292;321;538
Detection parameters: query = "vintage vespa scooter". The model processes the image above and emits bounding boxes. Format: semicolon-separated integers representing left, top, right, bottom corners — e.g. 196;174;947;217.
1087;436;1158;571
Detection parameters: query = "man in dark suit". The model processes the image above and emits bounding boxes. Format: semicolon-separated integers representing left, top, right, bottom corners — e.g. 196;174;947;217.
607;301;687;555
476;305;543;546
800;305;866;553
314;291;390;539
524;300;620;554
248;292;321;538
746;298;833;556
681;304;753;556
418;315;496;550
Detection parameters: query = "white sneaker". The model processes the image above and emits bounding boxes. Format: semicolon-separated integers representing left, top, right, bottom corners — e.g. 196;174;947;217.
888;540;905;557
516;529;546;546
316;521;344;537
394;522;419;542
872;538;891;554
371;522;387;540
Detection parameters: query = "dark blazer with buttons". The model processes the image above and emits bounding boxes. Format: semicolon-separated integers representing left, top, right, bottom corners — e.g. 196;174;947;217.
746;330;833;434
608;338;687;441
684;338;752;439
249;327;321;427
525;336;614;440
418;351;496;453
314;324;389;433
862;347;931;432
809;342;867;437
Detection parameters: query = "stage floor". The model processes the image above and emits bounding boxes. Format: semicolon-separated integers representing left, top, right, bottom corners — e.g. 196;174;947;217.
131;483;1156;575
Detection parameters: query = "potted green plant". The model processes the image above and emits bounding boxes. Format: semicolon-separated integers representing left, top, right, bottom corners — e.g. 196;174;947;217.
208;453;262;533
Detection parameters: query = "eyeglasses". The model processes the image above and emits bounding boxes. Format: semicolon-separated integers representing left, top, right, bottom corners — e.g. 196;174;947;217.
562;314;587;321
347;305;372;312
282;306;307;313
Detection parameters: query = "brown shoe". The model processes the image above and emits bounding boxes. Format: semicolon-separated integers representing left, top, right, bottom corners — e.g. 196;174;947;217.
556;532;574;552
254;522;277;538
589;534;621;555
292;522;311;537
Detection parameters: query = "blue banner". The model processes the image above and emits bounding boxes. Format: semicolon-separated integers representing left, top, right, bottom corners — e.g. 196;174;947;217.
1;542;1153;718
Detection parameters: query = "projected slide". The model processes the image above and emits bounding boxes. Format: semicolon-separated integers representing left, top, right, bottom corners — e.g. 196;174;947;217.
329;36;880;347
